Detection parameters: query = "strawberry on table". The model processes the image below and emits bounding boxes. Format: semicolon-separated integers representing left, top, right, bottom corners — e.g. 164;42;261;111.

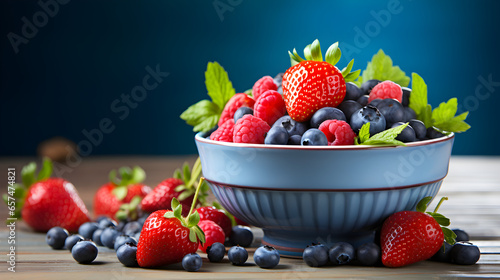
93;166;151;220
3;158;90;232
380;197;457;267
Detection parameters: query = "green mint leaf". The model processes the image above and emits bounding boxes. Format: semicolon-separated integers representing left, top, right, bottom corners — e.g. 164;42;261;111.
37;158;53;181
21;162;37;188
180;100;220;133
205;62;235;111
361;123;408;147
360;49;410;87
442;227;457;245
426;212;451;226
434;112;471;133
358;123;371;144
432;98;458;123
409;73;428;116
112;185;128;201
420;104;434;128
416;196;432;212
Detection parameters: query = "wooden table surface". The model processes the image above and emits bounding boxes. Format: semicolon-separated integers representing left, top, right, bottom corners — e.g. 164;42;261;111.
1;155;500;279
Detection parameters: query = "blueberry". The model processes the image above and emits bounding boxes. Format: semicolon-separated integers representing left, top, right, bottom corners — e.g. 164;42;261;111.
407;119;426;140
452;229;470;242
356;95;369;106
376;99;405;127
234;107;254;123
137;215;148;227
328;242;355;265
116;242;138;267
254;245;280;269
310;107;346;128
273;115;308;136
46;226;69;249
402;87;411;107
182;253;202;272
391;122;416;143
115;221;127;232
450;242;480;265
344;82;363;101
134;232;141;242
207;242;225;262
101;227;120;249
404;107;417;121
302;244;329;267
301;129;328;146
229;226;253;247
265;126;289;145
273;73;284;89
287;134;302;145
350;105;386;135
361;79;381;95
92;228;104;246
338;100;362;123
430;242;454;263
71;240;98;264
228;246;248;265
95;215;110;223
368;98;382;107
114;235;137;251
123;221;142;236
427;127;446;139
78;222;99;240
356;242;381;266
65;234;84;252
98;217;117;229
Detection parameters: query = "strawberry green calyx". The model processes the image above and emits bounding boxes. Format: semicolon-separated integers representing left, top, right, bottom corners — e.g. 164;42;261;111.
164;177;207;244
288;39;360;83
109;166;145;200
3;158;53;220
173;157;209;205
115;195;142;221
416;196;457;245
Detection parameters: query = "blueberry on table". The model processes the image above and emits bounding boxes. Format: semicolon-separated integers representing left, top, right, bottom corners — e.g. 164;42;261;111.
350;105;386;135
391;122;416;143
228;246;248;265
207;242;225;262
72;240;98;264
450;242;480;265
114;235;137;251
78;222;99;239
430;242;454;263
345;82;363;101
92;228;104;246
328;242;355;265
98;217;117;229
356;242;381;266
310;107;346;128
376;98;405;127
338;100;362;123
46;226;69;249
101;227;120;249
116;242;138;267
123;221;142;236
254;245;280;269
182;253;203;272
302;244;329;267
229;226;254;247
301;129;328;146
265;126;289;145
65;234;84;252
452;229;470;242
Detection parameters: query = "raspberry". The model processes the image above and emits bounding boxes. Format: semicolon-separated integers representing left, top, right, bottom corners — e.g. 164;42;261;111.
254;90;286;126
218;93;255;126
233;115;270;144
198;220;225;253
252;76;278;101
196;206;232;236
210;119;235;142
368;80;403;103
318;119;356;145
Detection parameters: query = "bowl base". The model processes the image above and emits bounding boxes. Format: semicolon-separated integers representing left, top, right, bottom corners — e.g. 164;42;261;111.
261;229;376;258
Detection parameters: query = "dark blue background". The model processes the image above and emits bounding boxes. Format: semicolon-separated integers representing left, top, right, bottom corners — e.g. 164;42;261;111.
2;0;499;156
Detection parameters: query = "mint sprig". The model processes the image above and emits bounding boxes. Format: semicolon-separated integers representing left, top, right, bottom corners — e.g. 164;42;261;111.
355;49;410;87
180;62;235;133
355;122;407;147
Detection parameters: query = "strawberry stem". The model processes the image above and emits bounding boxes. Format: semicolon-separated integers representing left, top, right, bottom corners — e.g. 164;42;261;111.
185;177;205;224
433;197;448;213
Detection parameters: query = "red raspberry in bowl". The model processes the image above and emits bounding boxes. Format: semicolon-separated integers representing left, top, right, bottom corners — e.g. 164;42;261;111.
210;119;235;142
252;76;278;101
368;80;403;103
198;220;225;253
233;115;270;144
318;119;356;145
218;93;255;126
254;90;287;126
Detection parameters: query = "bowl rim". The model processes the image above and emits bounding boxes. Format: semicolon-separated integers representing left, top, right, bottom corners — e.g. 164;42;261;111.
195;132;455;150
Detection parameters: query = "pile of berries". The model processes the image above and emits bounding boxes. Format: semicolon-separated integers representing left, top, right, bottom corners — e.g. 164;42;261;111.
209;76;443;146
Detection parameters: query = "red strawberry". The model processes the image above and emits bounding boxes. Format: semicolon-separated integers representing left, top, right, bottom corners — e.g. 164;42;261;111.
252;75;278;100
283;40;360;122
380;197;456;267
4;158;90;232
93;166;151;220
196;206;232;236
197;220;225;253
218;93;255;126
140;158;208;216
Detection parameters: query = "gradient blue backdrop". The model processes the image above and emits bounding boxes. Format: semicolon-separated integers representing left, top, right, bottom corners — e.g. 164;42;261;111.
1;0;499;156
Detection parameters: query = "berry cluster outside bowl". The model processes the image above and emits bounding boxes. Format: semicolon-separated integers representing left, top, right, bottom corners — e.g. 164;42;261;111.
195;132;454;258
